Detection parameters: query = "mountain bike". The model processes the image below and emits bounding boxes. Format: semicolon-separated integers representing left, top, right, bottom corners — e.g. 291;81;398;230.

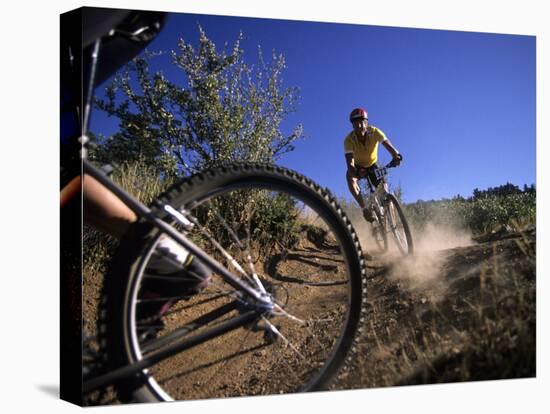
360;162;414;255
64;8;369;404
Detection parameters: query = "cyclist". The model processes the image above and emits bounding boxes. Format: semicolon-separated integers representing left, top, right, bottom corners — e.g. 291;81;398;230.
344;107;403;222
61;9;211;324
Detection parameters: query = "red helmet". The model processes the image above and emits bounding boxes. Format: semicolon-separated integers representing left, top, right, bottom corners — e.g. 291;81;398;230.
349;108;368;123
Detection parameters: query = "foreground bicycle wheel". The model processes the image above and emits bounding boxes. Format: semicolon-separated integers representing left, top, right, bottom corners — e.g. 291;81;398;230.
99;164;367;403
385;193;414;255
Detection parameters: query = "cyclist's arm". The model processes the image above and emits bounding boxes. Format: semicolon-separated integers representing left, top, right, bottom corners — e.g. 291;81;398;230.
345;153;357;175
382;139;402;162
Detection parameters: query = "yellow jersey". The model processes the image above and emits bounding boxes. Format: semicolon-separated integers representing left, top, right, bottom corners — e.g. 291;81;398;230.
343;125;387;168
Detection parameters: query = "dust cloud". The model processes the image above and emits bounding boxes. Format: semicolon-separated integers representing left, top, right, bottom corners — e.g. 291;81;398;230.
394;222;472;298
412;222;473;253
359;220;473;297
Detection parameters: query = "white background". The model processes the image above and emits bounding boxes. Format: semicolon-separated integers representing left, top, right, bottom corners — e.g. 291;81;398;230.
0;0;547;412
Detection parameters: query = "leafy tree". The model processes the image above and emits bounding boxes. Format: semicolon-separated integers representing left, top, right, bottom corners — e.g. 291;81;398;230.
90;27;306;249
93;26;303;177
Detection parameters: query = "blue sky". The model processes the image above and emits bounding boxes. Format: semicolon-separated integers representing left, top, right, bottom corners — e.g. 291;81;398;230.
91;11;536;203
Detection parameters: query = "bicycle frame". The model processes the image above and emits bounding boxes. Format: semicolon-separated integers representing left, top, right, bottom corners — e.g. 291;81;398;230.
360;166;390;216
79;39;272;393
359;163;413;256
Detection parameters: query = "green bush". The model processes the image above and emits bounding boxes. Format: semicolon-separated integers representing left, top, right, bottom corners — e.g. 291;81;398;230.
340;186;536;236
403;192;536;234
190;189;300;252
251;191;300;249
468;193;536;233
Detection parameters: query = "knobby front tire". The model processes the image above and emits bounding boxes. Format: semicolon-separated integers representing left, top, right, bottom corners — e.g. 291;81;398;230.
385;193;414;255
371;208;388;253
97;163;368;403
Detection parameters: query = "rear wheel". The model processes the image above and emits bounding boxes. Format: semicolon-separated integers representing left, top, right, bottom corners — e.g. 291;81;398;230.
385;193;414;255
98;163;367;403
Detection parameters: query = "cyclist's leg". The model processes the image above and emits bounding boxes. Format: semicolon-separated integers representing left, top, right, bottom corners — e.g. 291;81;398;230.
83;174;138;239
82;174;211;280
346;170;366;209
81;174;211;332
61;175;81;208
347;169;377;223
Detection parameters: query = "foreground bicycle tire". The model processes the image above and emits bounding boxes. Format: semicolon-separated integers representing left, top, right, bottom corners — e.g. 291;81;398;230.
98;163;367;403
385;193;414;255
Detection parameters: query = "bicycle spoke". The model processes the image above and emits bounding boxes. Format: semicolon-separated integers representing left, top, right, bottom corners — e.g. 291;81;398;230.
185;202;271;295
262;317;306;360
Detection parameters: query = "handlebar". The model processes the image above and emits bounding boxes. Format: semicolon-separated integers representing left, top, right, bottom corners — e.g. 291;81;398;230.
357;161;398;181
386;153;403;168
355;154;403;183
377;155;403;178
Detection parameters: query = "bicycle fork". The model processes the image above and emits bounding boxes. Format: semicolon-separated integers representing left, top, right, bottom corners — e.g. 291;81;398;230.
367;189;387;224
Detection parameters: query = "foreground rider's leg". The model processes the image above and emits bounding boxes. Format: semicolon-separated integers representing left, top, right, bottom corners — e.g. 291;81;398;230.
61;176;82;208
82;174;211;284
83;174;138;239
82;174;211;330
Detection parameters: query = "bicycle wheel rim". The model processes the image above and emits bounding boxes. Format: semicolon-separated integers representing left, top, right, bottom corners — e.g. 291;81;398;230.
116;164;365;402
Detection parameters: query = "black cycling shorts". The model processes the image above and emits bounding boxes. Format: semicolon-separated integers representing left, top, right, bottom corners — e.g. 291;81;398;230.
351;164;384;189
